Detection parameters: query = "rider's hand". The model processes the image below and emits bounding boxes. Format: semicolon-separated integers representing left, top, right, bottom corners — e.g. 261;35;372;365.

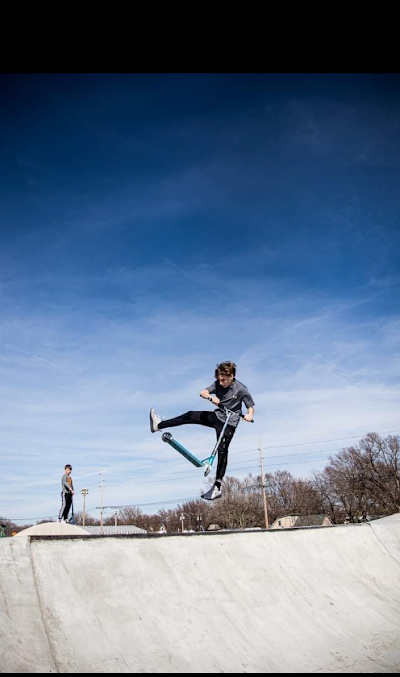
243;413;253;422
212;396;220;405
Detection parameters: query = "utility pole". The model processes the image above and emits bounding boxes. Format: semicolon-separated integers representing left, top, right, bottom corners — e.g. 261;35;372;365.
114;510;118;533
81;488;89;526
180;513;185;533
259;442;269;529
100;469;104;535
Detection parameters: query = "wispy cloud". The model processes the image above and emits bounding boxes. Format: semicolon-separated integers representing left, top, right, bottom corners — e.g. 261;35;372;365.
1;264;399;521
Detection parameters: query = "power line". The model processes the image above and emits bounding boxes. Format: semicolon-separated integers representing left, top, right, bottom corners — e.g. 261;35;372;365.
3;425;399;519
99;455;331;491
98;496;199;510
260;429;400;452
4;425;399;497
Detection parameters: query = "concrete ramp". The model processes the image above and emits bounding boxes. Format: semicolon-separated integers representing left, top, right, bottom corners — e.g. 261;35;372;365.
1;515;400;673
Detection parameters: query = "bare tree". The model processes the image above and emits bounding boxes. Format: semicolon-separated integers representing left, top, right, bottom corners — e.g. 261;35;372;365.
360;433;400;513
262;470;322;523
178;499;212;531
157;508;183;534
73;512;100;526
311;471;343;524
317;434;400;521
323;446;369;522
117;506;144;525
0;517;31;536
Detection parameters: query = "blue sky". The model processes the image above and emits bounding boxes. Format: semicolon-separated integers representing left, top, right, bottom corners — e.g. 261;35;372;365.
1;73;400;523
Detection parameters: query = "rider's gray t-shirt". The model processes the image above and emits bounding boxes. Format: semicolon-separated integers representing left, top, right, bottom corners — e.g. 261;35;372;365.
206;379;255;428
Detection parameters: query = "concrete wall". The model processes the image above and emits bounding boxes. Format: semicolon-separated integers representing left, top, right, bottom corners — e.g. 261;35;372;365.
1;515;400;673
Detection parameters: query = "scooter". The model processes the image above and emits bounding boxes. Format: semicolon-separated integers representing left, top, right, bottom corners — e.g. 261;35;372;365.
162;406;253;476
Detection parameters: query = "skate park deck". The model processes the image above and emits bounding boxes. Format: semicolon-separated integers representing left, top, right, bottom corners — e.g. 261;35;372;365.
1;514;399;673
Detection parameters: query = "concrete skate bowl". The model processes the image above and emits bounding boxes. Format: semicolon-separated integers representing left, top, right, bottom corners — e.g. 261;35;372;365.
1;514;399;673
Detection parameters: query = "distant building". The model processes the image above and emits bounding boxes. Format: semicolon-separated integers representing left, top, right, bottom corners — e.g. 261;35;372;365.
85;525;147;535
206;523;223;531
270;514;333;529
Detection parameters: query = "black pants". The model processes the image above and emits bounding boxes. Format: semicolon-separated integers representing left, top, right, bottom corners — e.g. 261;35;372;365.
59;492;72;521
159;411;236;481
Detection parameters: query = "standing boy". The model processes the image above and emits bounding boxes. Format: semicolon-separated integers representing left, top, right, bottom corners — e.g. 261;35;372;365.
58;464;74;522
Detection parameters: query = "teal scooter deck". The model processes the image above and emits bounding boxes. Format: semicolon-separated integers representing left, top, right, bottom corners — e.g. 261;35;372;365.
162;433;203;468
161;407;252;475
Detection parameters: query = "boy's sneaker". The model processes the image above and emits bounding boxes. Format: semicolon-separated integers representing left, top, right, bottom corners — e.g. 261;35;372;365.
201;484;222;501
150;408;162;433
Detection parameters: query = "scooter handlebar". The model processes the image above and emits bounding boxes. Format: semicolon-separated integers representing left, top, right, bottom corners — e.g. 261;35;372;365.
220;405;254;422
